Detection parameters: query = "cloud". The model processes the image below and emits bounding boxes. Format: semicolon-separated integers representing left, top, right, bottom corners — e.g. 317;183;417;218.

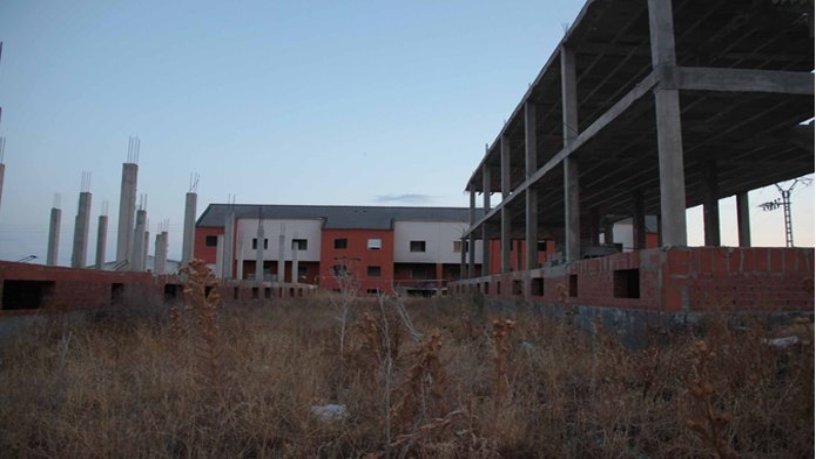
374;193;435;204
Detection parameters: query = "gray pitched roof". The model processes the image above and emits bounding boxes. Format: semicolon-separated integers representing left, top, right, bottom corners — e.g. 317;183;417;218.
196;204;484;230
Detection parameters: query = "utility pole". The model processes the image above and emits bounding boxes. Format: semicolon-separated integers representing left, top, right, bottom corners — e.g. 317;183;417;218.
758;177;812;247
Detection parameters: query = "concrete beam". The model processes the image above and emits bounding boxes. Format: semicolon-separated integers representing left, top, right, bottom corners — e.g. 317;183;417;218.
116;163;138;263
463;71;659;239
677;67;814;95
181;192;197;264
71;191;92;268
702;161;721;246
736;191;751;247
95;215;107;269
46;208;61;266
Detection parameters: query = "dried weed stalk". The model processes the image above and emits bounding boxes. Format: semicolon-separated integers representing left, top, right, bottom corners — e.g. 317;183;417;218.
686;340;737;459
181;258;223;395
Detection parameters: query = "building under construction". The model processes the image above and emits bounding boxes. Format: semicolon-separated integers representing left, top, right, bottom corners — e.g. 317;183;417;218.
451;0;814;312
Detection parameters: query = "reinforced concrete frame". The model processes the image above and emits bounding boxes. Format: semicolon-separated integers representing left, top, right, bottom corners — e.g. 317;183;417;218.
460;0;813;282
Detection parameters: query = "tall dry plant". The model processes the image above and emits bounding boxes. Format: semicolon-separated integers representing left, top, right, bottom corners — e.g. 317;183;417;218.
491;318;516;409
180;258;223;395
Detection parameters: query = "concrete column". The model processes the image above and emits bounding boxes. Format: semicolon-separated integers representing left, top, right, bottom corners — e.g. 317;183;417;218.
603;219;614;245
702;161;721;246
467;187;476;277
736;191;751;247
181;192;197;264
95;215;107;269
562;45;581;262
71;191;92;268
0;163;5;214
500;136;511;272
632;191;646;249
255;219;265;282
130;209;146;271
236;239;244;280
143;230;149;272
154;231;168;275
525;101;539;271
291;234;300;283
277;225;285;283
481;224;490;277
481;163;491;277
215;235;223;279
46;207;61;266
116;163;138;263
222;210;235;279
649;0;688;246
482;164;491;211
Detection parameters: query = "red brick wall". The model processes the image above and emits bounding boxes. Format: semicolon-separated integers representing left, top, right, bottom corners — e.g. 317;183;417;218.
320;229;394;293
194;227;224;264
454;247;813;313
0;262;164;316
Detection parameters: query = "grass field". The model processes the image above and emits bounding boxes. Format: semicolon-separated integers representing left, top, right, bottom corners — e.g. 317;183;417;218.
0;282;812;457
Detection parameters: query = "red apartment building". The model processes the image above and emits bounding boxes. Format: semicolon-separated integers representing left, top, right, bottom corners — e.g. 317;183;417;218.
194;204;486;294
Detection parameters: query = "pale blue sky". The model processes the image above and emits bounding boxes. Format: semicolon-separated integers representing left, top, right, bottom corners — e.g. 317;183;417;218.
0;0;812;264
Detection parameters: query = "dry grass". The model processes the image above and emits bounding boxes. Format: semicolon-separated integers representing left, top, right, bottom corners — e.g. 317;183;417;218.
0;292;812;458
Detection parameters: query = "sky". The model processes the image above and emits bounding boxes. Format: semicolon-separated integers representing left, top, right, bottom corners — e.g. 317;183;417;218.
0;0;812;265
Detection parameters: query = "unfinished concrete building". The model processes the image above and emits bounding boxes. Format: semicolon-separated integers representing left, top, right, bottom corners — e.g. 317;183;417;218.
454;0;814;312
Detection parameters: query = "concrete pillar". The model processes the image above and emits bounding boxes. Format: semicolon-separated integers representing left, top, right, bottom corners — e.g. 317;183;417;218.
215;235;223;279
468;188;476;277
459;237;466;279
277;225;285;283
291;234;299;283
255;219;265;282
632;191;646;249
181;192;197;264
562;45;581;262
71;191;92;268
649;0;688;246
236;239;244;280
222;210;235;279
603;219;614;245
524;101;539;271
736;191;751;247
500;136;511;272
481;224;490;277
143;230;149;272
0;163;5;214
481;164;491;277
154;231;168;275
46;207;61;266
702;161;721;246
116;163;138;263
130;209;146;271
95;215;107;269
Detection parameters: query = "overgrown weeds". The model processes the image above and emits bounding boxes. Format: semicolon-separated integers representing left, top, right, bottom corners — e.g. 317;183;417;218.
0;294;811;457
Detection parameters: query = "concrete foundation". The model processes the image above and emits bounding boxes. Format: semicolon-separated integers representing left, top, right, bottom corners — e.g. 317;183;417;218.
71;191;92;268
46;208;61;266
116;163;138;263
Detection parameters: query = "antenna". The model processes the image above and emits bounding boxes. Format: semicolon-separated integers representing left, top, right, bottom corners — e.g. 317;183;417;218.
758;176;813;247
189;172;200;192
138;193;148;211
